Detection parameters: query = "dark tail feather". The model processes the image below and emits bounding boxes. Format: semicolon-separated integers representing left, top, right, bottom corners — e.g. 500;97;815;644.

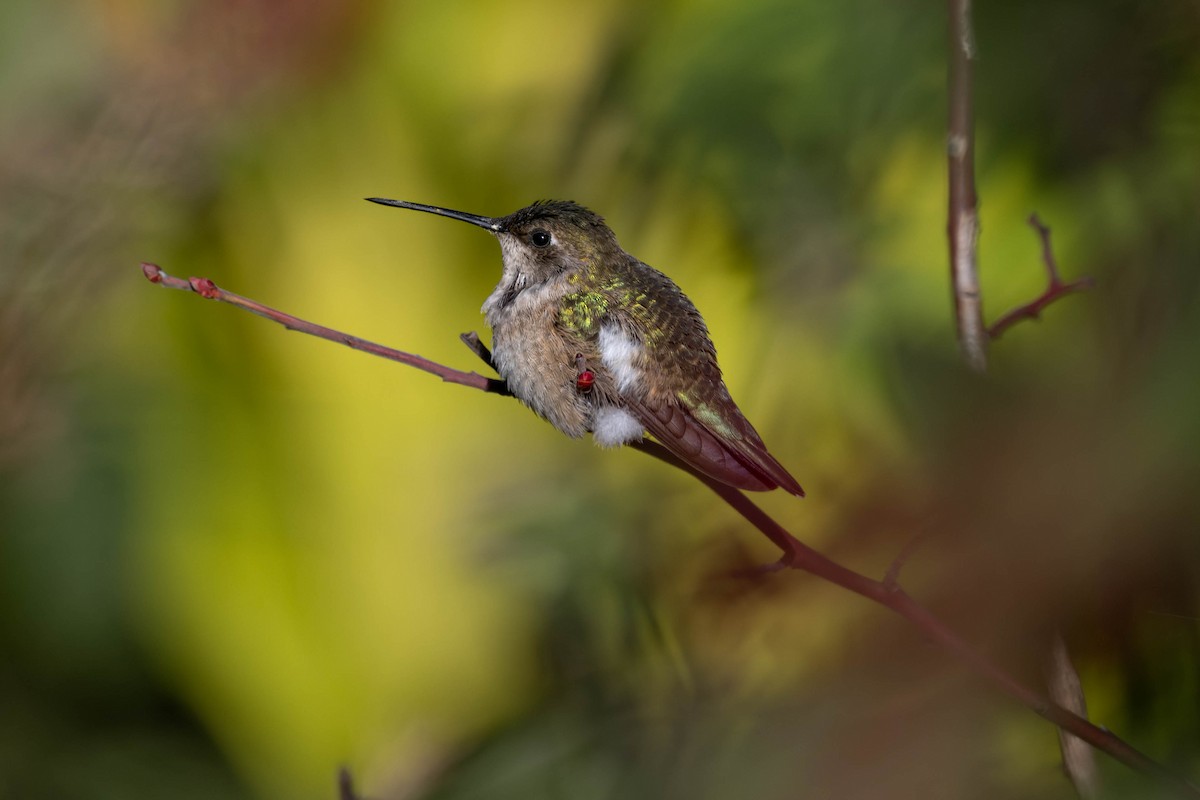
632;401;804;496
727;438;806;497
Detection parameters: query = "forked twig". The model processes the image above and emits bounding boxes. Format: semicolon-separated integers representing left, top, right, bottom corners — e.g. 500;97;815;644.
945;6;1097;790
987;215;1095;341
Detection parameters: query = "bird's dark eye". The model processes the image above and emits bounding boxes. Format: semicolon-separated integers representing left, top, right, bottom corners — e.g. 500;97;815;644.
530;229;552;248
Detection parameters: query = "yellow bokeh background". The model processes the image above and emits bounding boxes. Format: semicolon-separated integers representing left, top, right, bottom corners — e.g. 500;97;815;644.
3;2;1199;799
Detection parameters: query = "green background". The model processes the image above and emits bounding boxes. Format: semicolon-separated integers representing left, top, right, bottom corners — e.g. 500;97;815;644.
2;1;1198;798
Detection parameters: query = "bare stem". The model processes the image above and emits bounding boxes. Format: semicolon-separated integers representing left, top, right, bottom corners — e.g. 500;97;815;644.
947;0;987;372
1048;633;1101;799
142;262;1196;796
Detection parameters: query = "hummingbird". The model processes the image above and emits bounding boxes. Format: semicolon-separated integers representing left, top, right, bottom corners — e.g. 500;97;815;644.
367;197;804;496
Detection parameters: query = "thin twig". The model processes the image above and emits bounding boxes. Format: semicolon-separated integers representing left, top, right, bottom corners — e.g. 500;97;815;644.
986;215;1095;341
142;262;1198;796
946;0;987;372
141;263;509;395
883;532;929;592
459;331;502;377
337;767;360;800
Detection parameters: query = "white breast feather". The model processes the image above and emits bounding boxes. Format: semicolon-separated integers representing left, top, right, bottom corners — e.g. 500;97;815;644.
598;323;643;394
591;407;644;447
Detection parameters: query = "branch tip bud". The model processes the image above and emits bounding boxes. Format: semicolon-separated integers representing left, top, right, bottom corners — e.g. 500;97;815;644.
189;277;220;299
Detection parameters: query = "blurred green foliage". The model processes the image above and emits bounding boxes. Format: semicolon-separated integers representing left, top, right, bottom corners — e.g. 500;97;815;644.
2;1;1199;798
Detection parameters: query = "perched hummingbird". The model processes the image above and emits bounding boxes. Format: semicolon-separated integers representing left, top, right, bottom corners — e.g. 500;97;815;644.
367;197;804;496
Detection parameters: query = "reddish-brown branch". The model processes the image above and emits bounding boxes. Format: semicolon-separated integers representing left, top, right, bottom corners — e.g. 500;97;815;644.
986;215;1095;341
141;262;510;396
634;438;1190;791
142;262;1197;795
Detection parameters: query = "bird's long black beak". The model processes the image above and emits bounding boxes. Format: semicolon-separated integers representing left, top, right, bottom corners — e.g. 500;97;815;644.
366;198;503;232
